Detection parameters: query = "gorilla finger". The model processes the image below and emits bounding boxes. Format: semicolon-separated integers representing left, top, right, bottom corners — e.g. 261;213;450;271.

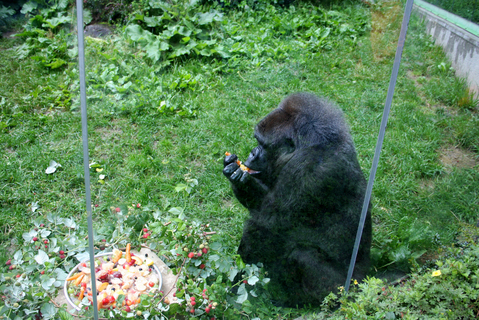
224;154;238;167
239;171;250;184
223;162;240;177
229;168;245;183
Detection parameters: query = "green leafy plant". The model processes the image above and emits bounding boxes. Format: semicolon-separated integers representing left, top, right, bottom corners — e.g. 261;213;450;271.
0;5;16;30
314;242;479;319
0;200;272;319
14;0;91;69
125;0;229;66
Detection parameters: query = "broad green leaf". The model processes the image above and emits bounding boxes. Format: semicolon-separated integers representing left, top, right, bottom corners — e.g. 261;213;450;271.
236;283;248;304
209;242;222;251
23;230;38;242
75;251;90;263
236;255;246;269
168;207;183;216
0;6;15;17
58;0;69;10
159;41;169;51
209;254;220;262
41;277;56;290
45;58;67;69
40;302;56;319
44;14;70;28
40;229;51;238
170;46;190;59
248;275;259;285
144;16;162;27
218;259;231;273
197;12;216;25
228;268;238;282
125;24;143;41
57;309;75;320
54;268;69;281
125;25;155;43
35;250;49;265
145;41;162;62
21;1;38;14
14;250;23;262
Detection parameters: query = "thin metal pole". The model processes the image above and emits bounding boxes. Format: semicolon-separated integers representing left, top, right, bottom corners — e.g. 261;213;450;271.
75;1;99;319
344;0;415;293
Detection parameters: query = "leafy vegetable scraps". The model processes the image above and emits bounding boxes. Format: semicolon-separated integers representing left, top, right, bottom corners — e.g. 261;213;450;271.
66;247;160;310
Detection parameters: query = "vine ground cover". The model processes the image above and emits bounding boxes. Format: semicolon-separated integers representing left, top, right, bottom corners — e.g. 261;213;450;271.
1;0;478;319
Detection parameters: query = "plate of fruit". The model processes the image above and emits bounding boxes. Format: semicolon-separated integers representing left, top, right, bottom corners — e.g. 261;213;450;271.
64;244;162;311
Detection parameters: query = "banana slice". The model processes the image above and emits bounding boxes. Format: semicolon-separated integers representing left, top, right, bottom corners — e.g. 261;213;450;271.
145;258;154;266
136;283;147;292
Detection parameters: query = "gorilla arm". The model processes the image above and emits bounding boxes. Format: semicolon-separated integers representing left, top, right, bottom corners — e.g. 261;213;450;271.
223;153;269;210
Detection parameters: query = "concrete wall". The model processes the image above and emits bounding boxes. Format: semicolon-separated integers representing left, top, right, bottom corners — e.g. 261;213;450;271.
413;0;479;97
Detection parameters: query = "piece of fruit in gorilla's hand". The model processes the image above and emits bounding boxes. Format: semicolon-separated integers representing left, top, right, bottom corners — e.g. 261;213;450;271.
225;152;256;173
223;92;372;307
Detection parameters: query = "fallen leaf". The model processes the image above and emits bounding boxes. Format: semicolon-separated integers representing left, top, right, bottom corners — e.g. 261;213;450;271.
45;160;61;174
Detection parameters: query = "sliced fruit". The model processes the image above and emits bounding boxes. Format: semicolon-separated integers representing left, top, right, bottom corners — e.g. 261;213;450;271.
98;282;109;291
136;282;147;291
131;256;143;265
66;271;85;282
74;273;85;286
111;249;123;263
125;243;132;263
78;287;85;300
145;258;154;266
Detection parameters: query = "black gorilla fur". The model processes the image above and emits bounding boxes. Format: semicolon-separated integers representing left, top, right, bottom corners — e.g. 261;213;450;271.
223;92;371;307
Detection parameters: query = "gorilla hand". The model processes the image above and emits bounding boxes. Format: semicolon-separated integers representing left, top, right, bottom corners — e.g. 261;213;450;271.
223;152;268;209
223;153;250;184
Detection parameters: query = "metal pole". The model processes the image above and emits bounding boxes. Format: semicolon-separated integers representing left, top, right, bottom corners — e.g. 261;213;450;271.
75;1;99;318
344;0;415;293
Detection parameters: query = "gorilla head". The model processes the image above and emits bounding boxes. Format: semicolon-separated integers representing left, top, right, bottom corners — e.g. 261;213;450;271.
223;92;371;307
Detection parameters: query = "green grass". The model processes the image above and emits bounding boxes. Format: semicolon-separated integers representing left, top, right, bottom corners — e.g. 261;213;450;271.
1;0;478;317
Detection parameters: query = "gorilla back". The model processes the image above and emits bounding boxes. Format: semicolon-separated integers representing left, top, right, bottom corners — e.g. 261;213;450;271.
223;92;371;307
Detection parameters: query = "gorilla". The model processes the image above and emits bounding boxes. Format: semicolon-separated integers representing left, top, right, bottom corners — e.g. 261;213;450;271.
223;92;371;307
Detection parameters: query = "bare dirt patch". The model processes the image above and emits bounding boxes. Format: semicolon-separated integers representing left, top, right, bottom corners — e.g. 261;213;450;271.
439;145;478;172
370;1;402;61
1;30;18;39
95;123;124;142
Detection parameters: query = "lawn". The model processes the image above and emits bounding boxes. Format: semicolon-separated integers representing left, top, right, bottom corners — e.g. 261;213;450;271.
0;0;478;319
